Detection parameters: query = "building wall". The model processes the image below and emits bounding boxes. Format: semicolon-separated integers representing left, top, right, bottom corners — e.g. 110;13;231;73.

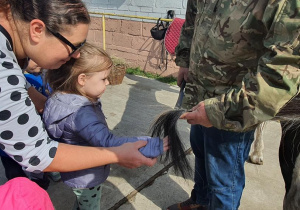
84;0;187;20
84;1;187;77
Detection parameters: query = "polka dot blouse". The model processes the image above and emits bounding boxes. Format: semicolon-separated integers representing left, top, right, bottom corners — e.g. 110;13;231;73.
0;26;58;172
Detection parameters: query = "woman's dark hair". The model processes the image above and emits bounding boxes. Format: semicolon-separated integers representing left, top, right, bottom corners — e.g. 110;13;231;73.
149;109;193;179
6;0;90;32
0;0;9;12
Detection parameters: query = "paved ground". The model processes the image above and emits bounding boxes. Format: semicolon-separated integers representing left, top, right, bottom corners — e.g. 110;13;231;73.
0;74;284;209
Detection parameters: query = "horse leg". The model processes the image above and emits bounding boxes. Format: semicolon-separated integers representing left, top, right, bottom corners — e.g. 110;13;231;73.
249;121;267;165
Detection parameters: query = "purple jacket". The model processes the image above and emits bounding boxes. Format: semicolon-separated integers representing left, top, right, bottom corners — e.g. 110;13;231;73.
43;93;163;188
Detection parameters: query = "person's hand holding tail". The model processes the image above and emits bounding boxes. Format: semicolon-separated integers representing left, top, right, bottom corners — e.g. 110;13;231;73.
180;101;213;127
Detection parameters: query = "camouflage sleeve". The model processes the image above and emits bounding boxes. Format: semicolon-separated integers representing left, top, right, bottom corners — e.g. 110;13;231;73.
174;0;197;68
204;1;300;132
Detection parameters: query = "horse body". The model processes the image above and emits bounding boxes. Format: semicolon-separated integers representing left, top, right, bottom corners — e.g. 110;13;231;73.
279;122;300;210
250;120;300;210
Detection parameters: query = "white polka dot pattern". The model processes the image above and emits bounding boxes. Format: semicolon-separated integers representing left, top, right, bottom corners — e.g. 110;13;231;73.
0;29;58;172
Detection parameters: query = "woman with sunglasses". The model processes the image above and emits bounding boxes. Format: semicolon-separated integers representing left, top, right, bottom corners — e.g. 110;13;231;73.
0;0;157;175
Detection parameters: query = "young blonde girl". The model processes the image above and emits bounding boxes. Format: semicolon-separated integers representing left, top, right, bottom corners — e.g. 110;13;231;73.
43;43;168;210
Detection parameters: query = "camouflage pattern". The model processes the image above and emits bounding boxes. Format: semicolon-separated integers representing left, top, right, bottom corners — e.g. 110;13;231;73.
175;0;300;132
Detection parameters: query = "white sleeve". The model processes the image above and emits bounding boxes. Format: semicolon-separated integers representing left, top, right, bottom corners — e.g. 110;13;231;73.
0;33;58;172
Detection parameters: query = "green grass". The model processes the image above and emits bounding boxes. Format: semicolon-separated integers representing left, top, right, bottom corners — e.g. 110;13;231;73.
126;67;177;86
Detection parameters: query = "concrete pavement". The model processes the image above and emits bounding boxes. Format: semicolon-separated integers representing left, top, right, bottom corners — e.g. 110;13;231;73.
0;74;284;209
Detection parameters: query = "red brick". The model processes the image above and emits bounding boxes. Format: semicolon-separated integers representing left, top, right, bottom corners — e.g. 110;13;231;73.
112;33;133;48
121;20;142;36
90;17;103;30
105;19;122;33
142;22;155;37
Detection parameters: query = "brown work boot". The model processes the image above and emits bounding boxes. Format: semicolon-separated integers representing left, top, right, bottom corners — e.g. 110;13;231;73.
167;197;207;210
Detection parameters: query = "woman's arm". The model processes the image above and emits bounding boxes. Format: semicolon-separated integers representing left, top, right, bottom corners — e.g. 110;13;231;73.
43;106;158;172
73;107;164;158
44;141;157;172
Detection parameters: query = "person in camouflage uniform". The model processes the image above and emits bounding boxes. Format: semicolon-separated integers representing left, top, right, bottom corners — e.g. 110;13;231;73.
168;0;300;210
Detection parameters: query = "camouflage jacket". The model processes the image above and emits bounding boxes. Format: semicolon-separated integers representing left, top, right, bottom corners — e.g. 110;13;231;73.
175;0;300;132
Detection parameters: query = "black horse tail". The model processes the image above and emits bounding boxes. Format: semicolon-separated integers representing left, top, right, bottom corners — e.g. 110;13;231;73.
149;109;193;179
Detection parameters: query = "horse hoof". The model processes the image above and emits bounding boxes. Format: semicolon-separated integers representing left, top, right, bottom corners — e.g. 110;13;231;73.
249;154;263;165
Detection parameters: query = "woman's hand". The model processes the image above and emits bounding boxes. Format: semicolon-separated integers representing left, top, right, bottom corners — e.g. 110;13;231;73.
180;102;213;127
115;141;158;168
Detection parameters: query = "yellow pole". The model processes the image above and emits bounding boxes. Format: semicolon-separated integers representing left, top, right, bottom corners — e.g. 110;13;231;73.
89;12;173;22
102;15;106;50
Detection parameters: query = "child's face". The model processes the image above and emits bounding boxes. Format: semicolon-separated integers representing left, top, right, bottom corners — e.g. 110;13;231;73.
81;69;111;101
25;60;42;75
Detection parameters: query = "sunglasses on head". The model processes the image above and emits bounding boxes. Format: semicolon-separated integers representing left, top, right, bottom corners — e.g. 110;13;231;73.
46;27;86;56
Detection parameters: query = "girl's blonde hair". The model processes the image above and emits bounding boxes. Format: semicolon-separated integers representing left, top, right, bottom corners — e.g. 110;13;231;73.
47;42;113;97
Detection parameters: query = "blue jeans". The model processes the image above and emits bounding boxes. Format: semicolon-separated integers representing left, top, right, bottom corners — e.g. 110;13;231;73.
190;125;254;210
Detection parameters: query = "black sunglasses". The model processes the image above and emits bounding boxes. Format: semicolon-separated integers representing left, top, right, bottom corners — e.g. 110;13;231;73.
46;27;86;56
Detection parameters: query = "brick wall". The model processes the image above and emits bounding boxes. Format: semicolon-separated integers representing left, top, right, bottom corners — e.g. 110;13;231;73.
84;1;187;77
